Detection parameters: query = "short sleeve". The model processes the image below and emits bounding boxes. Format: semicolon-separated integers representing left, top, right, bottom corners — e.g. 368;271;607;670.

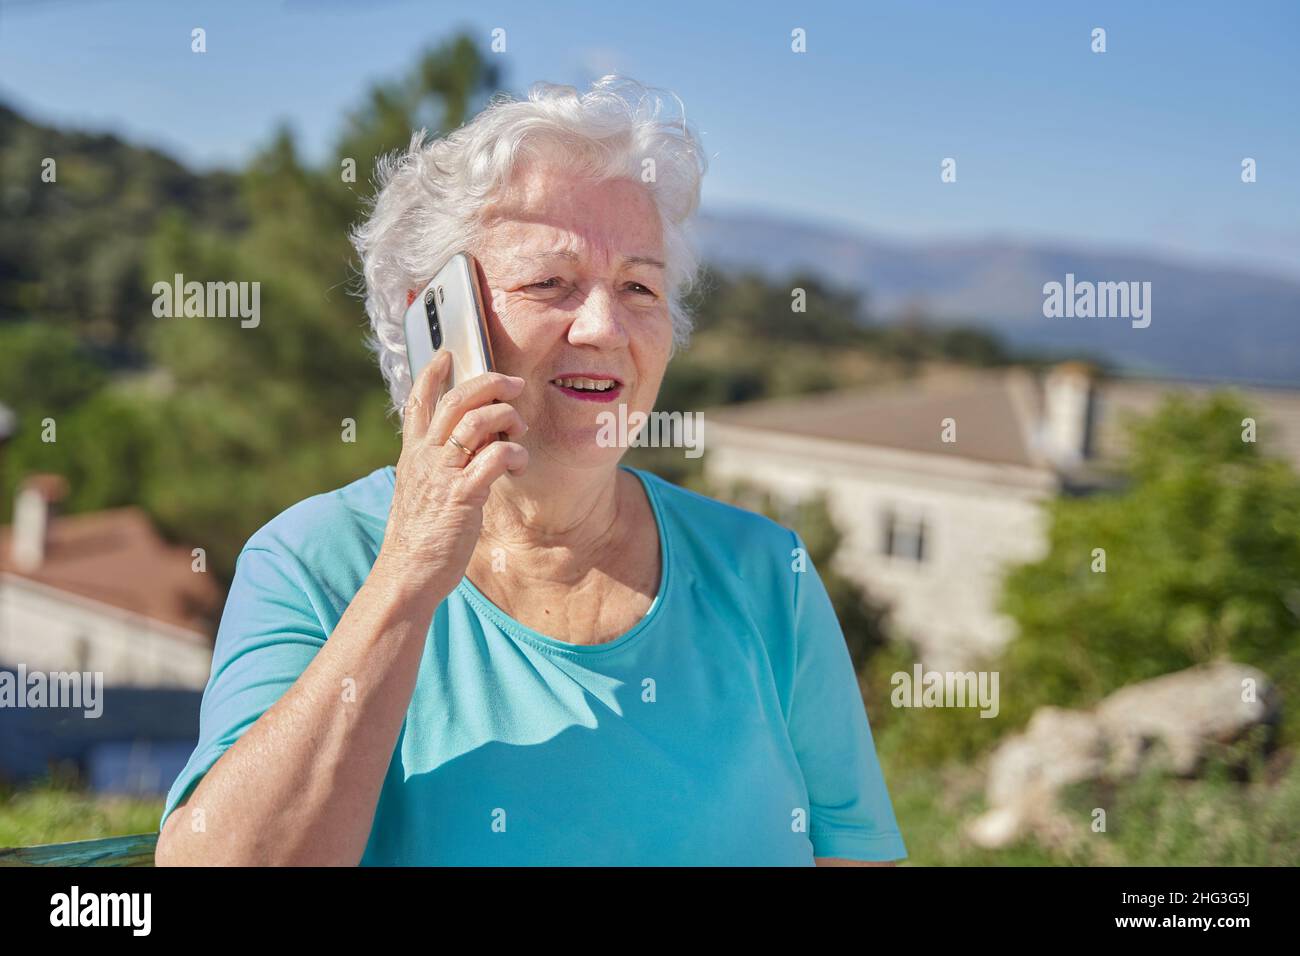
787;530;907;862
159;543;328;831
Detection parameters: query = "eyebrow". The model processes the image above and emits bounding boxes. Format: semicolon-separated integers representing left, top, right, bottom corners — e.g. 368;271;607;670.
517;250;666;270
517;250;579;262
623;255;666;271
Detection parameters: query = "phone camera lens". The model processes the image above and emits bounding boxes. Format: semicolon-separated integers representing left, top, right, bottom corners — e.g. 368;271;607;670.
425;292;442;350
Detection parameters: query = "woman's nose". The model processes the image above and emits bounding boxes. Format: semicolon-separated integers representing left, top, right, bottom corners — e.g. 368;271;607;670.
567;285;628;348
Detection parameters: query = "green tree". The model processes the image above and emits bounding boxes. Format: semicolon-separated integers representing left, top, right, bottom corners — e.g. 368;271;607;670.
0;322;122;512
0;103;244;358
137;37;502;580
998;392;1300;740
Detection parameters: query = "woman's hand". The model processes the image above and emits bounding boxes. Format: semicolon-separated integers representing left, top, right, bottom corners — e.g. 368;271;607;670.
376;350;530;602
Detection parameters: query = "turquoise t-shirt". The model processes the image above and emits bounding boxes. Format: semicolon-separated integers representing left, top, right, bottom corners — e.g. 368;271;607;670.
160;464;906;865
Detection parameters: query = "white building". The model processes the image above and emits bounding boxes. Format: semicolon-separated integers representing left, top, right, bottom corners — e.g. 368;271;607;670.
0;474;219;689
704;364;1300;670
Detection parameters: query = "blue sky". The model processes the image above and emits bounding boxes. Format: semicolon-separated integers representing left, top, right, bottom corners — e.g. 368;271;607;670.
2;0;1297;278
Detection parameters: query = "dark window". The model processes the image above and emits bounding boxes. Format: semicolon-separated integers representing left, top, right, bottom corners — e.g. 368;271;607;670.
882;509;926;562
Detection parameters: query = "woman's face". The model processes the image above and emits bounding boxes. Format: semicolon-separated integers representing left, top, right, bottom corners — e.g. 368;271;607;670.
471;162;672;472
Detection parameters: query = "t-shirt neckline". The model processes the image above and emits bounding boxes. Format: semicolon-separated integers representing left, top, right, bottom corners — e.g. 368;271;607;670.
384;464;671;657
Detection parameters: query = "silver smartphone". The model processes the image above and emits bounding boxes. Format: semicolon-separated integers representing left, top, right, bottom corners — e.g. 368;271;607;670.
404;251;496;400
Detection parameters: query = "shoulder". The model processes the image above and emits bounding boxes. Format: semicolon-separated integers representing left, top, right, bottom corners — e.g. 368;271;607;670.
633;467;795;539
241;465;394;569
629;467;801;579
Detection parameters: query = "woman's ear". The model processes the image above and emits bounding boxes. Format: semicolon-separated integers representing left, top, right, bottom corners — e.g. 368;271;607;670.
406;289;418;307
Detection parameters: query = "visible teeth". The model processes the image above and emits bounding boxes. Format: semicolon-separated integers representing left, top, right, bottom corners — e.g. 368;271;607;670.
555;377;616;391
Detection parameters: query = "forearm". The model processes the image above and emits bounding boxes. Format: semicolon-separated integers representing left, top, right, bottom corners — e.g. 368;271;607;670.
155;557;443;866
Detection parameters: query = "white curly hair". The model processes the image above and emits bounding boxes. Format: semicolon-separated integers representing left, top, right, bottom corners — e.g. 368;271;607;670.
350;75;709;421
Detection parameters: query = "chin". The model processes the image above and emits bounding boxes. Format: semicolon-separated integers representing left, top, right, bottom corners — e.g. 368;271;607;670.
536;433;626;472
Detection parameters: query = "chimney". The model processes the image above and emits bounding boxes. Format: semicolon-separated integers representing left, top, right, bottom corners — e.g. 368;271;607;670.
11;474;69;572
1041;362;1096;469
0;402;15;443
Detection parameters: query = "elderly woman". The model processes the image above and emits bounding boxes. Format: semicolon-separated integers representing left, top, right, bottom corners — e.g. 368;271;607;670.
154;77;905;867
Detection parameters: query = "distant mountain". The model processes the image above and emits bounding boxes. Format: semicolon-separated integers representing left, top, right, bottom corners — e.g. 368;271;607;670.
695;210;1300;385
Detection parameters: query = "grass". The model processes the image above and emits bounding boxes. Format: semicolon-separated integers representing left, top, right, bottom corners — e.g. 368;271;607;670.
0;773;163;849
878;737;1300;866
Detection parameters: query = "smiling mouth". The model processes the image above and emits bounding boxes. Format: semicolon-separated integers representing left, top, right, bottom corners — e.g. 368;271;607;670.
550;376;620;392
549;376;624;401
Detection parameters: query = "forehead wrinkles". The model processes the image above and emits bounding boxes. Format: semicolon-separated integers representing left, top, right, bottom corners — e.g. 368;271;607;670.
478;170;663;272
482;215;650;275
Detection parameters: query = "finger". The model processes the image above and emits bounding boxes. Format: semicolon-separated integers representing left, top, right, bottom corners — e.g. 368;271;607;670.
403;350;452;443
461;440;529;492
441;411;522;470
429;371;525;445
439;403;527;464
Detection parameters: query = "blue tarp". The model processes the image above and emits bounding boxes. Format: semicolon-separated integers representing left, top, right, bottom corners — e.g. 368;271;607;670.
0;665;202;794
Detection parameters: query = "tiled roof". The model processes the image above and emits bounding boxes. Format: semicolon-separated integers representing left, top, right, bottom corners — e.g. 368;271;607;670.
705;367;1045;468
0;506;221;641
704;367;1300;471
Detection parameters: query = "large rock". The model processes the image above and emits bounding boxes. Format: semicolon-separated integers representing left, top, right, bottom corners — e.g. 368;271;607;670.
966;661;1277;850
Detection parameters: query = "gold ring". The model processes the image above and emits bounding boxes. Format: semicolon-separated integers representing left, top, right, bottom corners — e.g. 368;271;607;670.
446;434;475;458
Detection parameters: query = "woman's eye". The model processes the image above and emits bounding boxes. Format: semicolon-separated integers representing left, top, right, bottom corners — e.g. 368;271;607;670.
527;277;562;290
627;282;657;297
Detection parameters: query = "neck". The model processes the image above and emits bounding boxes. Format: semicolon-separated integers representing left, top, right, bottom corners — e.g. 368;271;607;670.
474;460;626;581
